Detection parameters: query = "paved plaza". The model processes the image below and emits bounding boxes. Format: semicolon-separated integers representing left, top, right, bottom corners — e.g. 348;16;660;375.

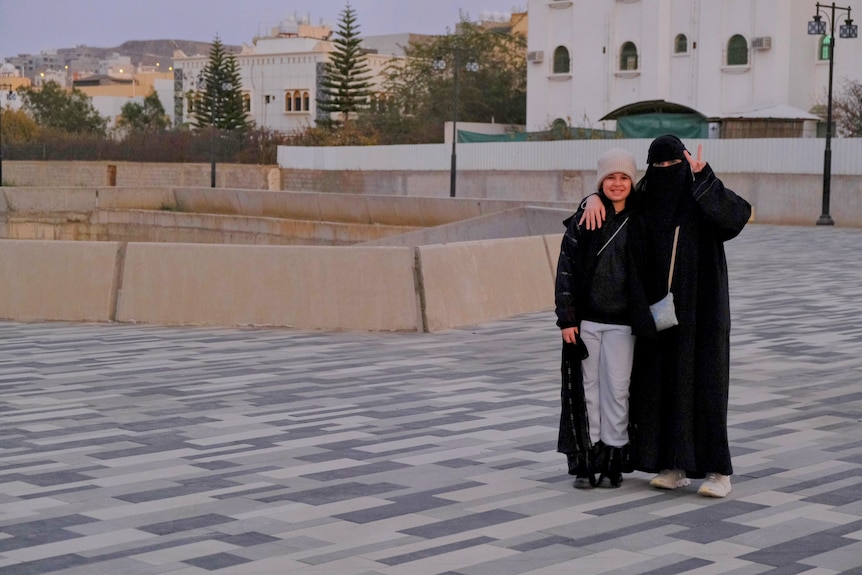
1;223;861;574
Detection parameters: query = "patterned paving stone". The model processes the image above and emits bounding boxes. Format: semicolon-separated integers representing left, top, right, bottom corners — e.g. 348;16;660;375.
0;223;861;574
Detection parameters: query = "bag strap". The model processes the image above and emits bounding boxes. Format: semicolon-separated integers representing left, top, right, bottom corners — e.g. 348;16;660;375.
667;226;680;292
596;217;629;257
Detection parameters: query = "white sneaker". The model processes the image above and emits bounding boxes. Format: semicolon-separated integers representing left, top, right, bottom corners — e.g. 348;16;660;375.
698;473;732;498
649;469;690;490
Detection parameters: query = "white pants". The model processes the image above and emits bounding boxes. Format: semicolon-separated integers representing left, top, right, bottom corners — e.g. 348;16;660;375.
579;320;635;447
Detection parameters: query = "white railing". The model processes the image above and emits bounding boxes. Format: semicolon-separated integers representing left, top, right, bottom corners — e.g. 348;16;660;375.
278;138;862;175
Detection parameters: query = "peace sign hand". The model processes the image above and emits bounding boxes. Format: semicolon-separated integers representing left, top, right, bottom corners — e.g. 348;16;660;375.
684;144;706;174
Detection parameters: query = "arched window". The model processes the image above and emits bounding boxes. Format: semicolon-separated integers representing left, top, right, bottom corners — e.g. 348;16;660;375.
727;34;748;66
285;92;293;112
674;34;688;54
294;91;302;112
819;35;832;60
242;92;251;113
303;91;310;111
553;46;571;74
620;42;638;70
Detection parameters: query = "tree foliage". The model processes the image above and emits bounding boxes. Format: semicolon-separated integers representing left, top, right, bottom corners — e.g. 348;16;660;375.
117;91;170;135
373;21;527;144
284;122;377;146
0;107;41;143
17;81;107;135
317;3;374;124
191;36;250;131
833;79;862;137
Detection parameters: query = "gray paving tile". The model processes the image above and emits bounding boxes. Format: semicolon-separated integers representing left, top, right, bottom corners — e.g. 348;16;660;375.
0;224;860;573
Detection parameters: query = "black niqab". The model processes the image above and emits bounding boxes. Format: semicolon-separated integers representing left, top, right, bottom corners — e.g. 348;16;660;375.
638;134;693;229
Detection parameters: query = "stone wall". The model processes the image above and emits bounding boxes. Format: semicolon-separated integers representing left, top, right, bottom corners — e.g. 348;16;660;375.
5;160;861;227
4;161;278;190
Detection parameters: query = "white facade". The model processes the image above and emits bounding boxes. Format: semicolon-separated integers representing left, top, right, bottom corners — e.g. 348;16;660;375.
526;0;862;132
172;29;409;133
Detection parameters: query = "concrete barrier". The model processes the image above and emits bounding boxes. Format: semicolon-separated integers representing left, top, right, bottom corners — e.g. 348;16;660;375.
364;207;573;247
87;211;417;246
0;240;119;322
0;187;577;332
0;236;561;332
418;236;556;332
116;243;421;331
0;187;577;245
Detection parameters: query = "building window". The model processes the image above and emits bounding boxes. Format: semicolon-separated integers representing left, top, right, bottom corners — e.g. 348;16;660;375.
242;92;251;113
819;35;832;60
727;34;748;66
284;89;311;112
674;34;688;54
553;46;571;74
620;42;638;70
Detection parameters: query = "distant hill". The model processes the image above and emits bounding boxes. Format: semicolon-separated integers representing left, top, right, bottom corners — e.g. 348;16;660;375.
57;39;241;67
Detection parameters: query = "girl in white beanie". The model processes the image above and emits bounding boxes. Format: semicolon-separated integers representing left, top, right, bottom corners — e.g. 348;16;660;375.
555;147;651;489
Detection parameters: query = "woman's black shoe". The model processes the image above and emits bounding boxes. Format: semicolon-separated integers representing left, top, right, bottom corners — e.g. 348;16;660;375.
596;444;625;487
596;472;623;488
574;474;595;489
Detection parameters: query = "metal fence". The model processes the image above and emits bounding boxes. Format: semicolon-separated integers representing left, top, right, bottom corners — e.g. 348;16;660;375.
2;130;279;165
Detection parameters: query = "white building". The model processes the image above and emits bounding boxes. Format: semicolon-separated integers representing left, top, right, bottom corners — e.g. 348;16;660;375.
526;0;862;137
172;18;414;132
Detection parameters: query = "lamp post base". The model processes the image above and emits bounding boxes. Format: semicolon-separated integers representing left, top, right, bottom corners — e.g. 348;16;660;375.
816;214;835;226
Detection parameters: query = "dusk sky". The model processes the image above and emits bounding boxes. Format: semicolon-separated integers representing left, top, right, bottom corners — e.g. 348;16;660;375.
0;0;524;59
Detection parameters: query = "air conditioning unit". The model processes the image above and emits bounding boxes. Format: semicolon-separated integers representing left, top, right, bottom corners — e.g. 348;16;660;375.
527;51;544;63
752;36;772;50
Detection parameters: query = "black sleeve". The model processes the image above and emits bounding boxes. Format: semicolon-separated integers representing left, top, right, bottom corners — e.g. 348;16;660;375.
691;164;752;242
555;215;582;329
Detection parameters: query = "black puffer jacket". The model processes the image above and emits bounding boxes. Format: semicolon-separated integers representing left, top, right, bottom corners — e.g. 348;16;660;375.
554;193;652;335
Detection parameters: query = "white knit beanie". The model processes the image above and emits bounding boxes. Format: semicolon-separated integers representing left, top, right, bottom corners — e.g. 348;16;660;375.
595;148;637;191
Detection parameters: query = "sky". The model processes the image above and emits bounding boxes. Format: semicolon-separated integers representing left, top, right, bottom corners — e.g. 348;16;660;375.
0;0;525;59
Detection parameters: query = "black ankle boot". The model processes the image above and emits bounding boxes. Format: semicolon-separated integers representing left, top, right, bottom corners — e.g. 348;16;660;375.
597;445;624;488
581;441;604;488
567;453;595;489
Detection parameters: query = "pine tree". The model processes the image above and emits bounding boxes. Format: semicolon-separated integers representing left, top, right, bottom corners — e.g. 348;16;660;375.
317;3;374;125
192;36;249;131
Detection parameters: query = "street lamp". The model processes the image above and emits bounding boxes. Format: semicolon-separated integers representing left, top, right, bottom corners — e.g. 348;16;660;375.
434;46;478;198
808;2;857;226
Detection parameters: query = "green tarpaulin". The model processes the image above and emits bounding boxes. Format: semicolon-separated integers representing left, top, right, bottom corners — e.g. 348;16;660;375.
458;130;532;142
615;113;708;139
457;127;617;143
